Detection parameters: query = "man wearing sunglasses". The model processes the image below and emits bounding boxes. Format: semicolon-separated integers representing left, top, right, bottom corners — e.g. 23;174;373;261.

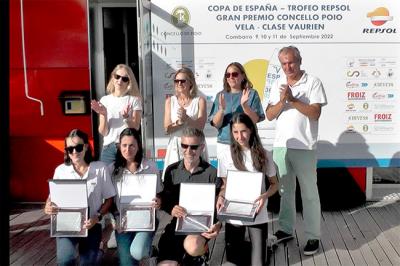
157;128;222;266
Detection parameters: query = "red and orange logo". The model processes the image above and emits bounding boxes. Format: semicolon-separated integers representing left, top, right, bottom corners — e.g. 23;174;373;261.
367;7;393;26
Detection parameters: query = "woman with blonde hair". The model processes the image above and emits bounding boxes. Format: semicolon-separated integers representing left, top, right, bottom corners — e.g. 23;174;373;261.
91;64;142;164
162;67;208;180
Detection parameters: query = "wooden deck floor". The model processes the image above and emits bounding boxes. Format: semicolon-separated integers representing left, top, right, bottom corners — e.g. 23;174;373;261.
10;199;400;265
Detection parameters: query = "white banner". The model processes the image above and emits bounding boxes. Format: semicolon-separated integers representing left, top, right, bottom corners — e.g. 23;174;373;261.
150;0;400;167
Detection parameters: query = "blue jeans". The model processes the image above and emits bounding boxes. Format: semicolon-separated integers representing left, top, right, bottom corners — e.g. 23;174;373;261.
115;230;154;266
100;142;117;165
56;224;102;266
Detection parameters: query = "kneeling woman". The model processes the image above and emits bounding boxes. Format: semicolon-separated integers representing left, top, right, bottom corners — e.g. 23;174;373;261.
110;128;163;266
216;113;279;265
44;129;116;265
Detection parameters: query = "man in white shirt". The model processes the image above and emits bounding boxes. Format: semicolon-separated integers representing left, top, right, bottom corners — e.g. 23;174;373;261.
266;46;327;255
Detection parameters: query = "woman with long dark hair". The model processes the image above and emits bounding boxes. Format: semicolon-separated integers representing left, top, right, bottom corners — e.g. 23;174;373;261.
44;129;116;265
216;113;278;265
110;128;163;266
208;62;265;159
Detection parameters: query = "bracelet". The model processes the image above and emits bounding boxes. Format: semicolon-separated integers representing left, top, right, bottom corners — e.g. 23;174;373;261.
218;194;225;199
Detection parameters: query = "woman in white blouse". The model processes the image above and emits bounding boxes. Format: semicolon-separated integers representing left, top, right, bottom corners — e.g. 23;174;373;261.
162;67;208;180
44;129;116;265
91;64;142;164
216;113;278;266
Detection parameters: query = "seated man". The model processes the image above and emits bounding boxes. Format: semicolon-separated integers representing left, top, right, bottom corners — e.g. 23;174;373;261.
157;127;222;266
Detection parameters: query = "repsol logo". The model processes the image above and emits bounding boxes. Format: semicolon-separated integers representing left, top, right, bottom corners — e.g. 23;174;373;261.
374;113;392;121
362;28;396;33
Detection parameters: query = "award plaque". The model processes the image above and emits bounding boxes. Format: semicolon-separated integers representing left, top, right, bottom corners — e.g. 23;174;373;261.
119;174;157;231
48;179;88;237
175;213;212;235
217;170;262;222
175;183;215;235
120;204;155;231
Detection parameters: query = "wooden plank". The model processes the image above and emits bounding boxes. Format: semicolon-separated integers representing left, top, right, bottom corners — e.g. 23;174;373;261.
310;212;328;266
350;206;392;265
10;216;50;254
293;212;314;266
209;228;226;265
366;206;400;265
320;211;341;266
270;211;288;266
10;213;22;221
31;238;57;266
323;211;354;265
341;208;380;266
332;210;366;265
10;209;47;237
11;229;53;265
287;212;304;265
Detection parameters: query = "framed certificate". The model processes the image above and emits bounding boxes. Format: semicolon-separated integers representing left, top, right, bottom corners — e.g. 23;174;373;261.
120;204;155;231
218;200;258;222
217;170;262;222
119;174;157;231
50;207;88;237
175;213;213;235
175;183;216;235
48;179;88;237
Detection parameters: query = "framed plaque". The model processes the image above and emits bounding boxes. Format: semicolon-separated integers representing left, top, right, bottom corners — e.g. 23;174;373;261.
175;183;216;235
119;174;157;231
120;204;155;231
48;179;88;237
217;170;262;222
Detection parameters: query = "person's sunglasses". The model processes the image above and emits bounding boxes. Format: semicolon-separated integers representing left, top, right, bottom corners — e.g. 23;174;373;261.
174;79;187;85
225;72;239;78
180;143;200;150
65;144;84;154
114;74;130;83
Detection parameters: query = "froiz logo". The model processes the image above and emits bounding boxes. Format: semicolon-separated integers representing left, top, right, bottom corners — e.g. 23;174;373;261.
363;7;396;34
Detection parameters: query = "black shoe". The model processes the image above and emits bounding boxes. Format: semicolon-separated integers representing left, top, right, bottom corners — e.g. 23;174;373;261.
274;230;294;244
304;239;319;255
182;251;209;266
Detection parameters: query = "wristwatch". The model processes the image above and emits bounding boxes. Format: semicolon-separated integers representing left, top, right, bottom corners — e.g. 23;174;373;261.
96;212;103;222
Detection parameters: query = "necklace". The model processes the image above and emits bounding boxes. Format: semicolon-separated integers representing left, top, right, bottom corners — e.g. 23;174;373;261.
178;96;191;107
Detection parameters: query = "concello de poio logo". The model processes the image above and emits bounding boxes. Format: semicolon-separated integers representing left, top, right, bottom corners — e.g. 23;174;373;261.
171;6;190;28
363;7;396;33
367;7;393;26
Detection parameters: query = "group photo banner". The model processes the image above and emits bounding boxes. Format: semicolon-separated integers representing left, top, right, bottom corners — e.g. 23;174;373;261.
149;0;400;167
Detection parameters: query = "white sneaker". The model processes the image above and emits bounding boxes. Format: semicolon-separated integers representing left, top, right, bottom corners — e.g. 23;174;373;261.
107;230;117;248
267;233;278;247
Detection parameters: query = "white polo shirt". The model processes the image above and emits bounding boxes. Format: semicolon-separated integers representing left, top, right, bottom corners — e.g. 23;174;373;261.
218;146;277;225
268;72;327;150
53;161;116;217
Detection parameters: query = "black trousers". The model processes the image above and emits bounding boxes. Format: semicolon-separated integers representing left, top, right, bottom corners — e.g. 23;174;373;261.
225;222;268;266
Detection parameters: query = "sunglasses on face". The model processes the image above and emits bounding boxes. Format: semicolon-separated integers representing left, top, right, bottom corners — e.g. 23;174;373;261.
174;79;187;85
225;72;240;78
180;143;201;150
114;74;130;83
65;144;84;154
